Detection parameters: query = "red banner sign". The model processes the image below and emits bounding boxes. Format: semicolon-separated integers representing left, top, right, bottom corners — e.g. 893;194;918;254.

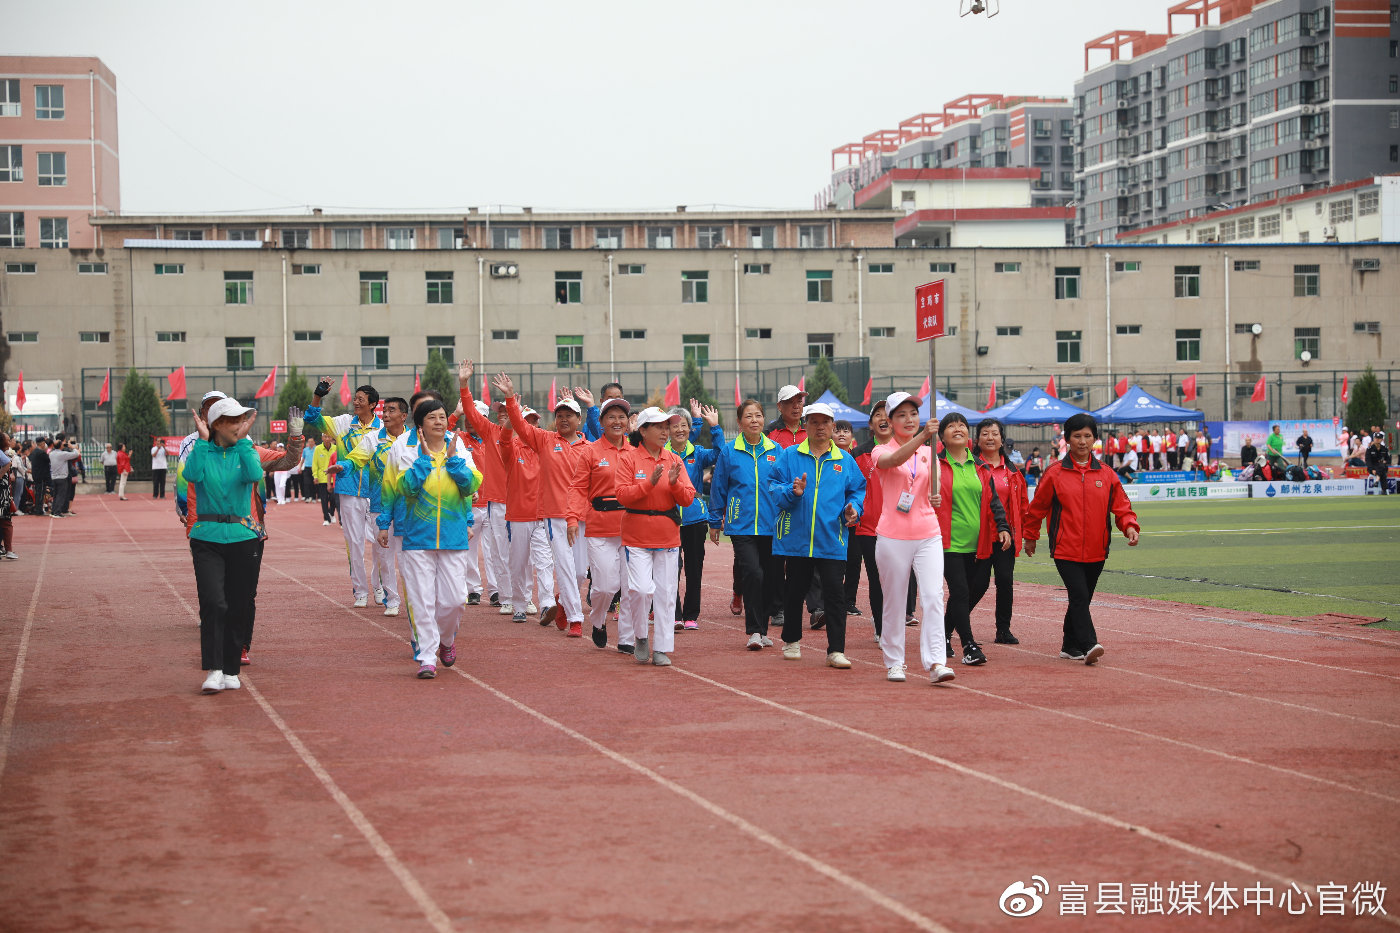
915;280;946;342
270;420;288;434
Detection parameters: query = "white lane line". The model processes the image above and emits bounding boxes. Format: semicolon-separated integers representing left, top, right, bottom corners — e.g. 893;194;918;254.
101;502;455;933
0;518;54;792
1142;524;1400;536
267;562;954;933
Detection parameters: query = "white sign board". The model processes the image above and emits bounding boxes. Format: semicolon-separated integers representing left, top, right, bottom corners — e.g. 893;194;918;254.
1124;483;1252;502
1248;480;1369;498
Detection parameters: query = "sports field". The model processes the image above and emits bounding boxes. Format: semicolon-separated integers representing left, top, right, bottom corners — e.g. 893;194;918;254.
1015;497;1400;627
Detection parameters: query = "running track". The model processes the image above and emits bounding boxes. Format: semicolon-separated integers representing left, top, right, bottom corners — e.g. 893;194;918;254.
1;493;1397;931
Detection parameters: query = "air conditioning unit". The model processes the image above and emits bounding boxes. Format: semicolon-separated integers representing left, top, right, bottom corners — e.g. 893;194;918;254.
1116;99;1129;109
1117;216;1130;225
1117;187;1130;197
1321;225;1336;239
1354;258;1381;271
489;262;520;278
1118;129;1132;139
1300;105;1318;115
1306;138;1326;149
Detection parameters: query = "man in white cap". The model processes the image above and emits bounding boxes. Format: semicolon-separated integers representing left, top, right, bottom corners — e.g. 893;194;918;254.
767;385;807;449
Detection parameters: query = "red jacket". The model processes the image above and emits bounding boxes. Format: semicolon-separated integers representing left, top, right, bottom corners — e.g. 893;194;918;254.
459;387;508;505
768;424;806;448
569;436;632;538
615;444;695;549
507;396;584;520
982;457;1030;556
499;430;542;523
1023;455;1139;563
853;446;882;537
932;453;1011;559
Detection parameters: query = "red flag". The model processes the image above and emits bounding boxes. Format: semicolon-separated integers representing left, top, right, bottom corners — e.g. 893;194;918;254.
734;374;742;407
985;379;996;411
166;366;187;401
15;371;25;412
339;371;351;406
862;377;872;407
1250;375;1266;403
414;372;421;393
664;376;680;409
919;376;930;399
1046;375;1058;399
1181;374;1198;403
98;368;111;406
1341;375;1349;404
253;365;278;400
548;377;558;410
1114;377;1128;398
797;376;805;393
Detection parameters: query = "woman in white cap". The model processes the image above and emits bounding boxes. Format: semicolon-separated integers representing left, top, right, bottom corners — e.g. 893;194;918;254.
666;398;723;631
569;396;632;650
615;407;695;666
872;392;956;684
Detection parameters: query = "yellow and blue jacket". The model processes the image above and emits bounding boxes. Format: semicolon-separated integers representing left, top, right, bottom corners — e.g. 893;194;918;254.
305;404;382;498
384;432;482;551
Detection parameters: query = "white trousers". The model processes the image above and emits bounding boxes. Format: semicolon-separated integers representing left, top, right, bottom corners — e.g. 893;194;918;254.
623;546;679;655
587;536;624;637
482;501;510;600
399;548;471;668
385;533;419;655
370;515;401;610
543;518;584;622
339;495;374;599
465;506;487;595
273;471;289;503
507;519;554;611
876;535;947;672
117;473;129;497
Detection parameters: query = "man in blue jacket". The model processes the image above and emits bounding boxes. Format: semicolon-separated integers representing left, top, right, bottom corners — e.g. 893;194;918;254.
769;403;866;669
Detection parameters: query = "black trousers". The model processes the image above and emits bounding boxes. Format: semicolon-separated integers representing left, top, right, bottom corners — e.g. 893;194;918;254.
970;546;1017;633
286;471;301;499
675;522;708;621
943;551;985;647
845;534;883;635
318;482;337;520
152;468;167;498
30;476;49;513
1299;452;1310;470
780;556;846;653
1371;463;1390;494
51;477;74;516
731;534;781;636
732;548;742;595
1054;558;1105;654
191;537;263;675
104;465;118;492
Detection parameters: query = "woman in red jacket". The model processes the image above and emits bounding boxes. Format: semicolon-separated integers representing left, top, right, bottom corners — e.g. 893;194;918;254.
967;418;1029;645
1023;413;1141;665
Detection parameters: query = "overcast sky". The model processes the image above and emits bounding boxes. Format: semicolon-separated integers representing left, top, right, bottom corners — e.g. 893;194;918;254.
9;0;1178;215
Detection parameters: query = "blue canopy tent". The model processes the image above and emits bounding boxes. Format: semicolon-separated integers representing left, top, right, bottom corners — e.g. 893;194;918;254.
983;387;1090;425
812;390;868;423
1091;384;1204;424
918;391;985;423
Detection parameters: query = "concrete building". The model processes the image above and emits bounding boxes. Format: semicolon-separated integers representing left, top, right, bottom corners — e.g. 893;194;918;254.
1075;0;1400;245
0;56;120;250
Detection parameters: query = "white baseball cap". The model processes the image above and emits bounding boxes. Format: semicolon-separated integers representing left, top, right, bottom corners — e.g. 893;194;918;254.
201;390;228;405
522;407;539;420
207;398;255;423
635;406;681;427
777;385;806;403
554;398;582;415
474;400;490;416
803;402;836;421
600;397;631;416
885;391;918;416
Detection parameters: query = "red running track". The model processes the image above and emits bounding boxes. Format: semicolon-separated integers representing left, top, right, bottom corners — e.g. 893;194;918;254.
1;493;1397;932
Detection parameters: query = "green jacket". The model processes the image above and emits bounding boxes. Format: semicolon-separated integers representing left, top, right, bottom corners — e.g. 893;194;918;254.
183;438;264;544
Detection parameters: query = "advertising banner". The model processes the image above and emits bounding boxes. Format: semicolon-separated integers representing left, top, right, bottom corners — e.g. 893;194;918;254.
1248;480;1368;498
1137;470;1207;483
1124;483;1251;502
1212;420;1342;458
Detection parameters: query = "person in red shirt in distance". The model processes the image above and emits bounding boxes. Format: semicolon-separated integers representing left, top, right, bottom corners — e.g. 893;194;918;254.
1023;413;1140;666
569;396;632;650
967;418;1029;645
615;407;695;667
847;401;892;639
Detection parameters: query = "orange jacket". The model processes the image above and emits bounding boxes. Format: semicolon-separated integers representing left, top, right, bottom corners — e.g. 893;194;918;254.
507;396;584;520
569;436;632;537
459;387;507;504
615;444;695;549
1024;455;1139;563
499;429;542;522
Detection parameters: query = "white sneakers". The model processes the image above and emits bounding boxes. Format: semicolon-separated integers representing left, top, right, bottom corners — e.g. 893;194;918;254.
353;596;368;608
201;671;224;694
747;632;763;650
887;664;907;682
384;605;400;617
931;664;956;684
781;642;801;660
1085;644;1105;665
826;652;851;669
498;604;514;615
526;601;538;615
760;635;773;647
322;520;330;526
223;674;241;689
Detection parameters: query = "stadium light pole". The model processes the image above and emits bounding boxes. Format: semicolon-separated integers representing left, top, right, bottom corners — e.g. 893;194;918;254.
1223;252;1232;421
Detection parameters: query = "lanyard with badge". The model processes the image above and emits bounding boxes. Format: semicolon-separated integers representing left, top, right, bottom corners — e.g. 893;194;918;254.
897;448;920;513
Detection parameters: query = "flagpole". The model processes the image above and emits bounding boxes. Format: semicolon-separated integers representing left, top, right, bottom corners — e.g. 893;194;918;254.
929;335;939;503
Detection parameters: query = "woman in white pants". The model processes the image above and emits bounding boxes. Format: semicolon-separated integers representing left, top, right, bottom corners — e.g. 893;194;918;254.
873;392;956;686
569;397;632;650
379;399;482;679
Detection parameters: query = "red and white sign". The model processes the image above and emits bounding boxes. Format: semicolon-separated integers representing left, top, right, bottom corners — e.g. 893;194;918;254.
270;420;288;434
915;280;946;342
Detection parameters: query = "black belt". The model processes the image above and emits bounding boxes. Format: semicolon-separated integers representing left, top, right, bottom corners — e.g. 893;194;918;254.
196;513;247;524
591;496;622;512
624;507;681;526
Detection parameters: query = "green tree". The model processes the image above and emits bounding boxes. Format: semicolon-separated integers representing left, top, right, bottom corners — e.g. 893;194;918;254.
679;357;715;409
1346;365;1388;437
275;365;315;438
421;352;456;403
113;370;168;475
808;355;848;404
0;407;12;435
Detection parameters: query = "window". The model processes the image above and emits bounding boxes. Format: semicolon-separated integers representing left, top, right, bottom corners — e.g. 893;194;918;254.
1034;118;1053;138
79;331;110;343
620;328;646;340
172;229;203;241
745;327;772;339
807;332;835;364
36;151;65;186
1294;326;1320;359
868;263;893;274
491;329;519;341
681;270;708;303
1054;266;1081;299
280;229;309;249
0;212;22;247
1358;190;1380;216
748;225;775;248
682;334;710;367
76;261;107;274
743;263;770;274
1233;259;1261;271
293;263;321;275
157;331;187;343
426;336;455;364
556;335;583;368
224;271;253;304
1174;265;1201;298
226;337;255;370
1116;324;1142;335
555;271;582;304
869;326;896;338
292;330;320;342
696;225;726;249
594;226;623;249
1175;328;1202;361
6;332;38;343
1355;321;1382;334
333;228;363;249
543;227;574;250
386;227;415;250
1114;260;1141;272
929;262;957;273
1258;214;1281;237
38;218;67;248
1;145;24;182
994;262;1021;273
797;225;828;248
0;79;18;116
995;326;1021;336
491;227;521;249
227;229;260;241
1056;330;1082;363
1289;263;1321;296
435;227;464;250
806;270;832;302
34;85;64;120
154;263;184;275
360;271;388;304
361;337;389;369
1329;199;1353;225
426;271;454;304
4;262;35;274
617;263;645;275
647;227;674;249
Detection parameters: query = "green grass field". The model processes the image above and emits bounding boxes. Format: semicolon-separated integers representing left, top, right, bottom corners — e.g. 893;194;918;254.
1013;497;1400;628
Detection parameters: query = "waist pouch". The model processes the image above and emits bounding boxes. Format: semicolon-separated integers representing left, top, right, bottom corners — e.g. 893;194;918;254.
625;507;682;526
197;513;248;524
591;496;623;512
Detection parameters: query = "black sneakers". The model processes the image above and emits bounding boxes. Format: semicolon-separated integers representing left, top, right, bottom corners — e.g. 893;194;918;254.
617;643;635;655
592;626;607;649
810;609;826;630
489;592;501;607
467;592;481;606
994;628;1019;645
962;642;987;666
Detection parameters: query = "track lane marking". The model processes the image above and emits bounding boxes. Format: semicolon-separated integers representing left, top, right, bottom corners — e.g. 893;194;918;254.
0;518;53;792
